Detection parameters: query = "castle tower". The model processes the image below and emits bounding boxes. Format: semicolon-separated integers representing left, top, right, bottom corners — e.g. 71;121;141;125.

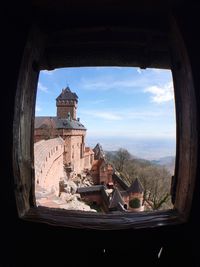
56;87;78;119
35;86;91;175
127;178;144;211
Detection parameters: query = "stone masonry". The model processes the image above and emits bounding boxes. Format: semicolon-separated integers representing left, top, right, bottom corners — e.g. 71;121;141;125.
34;87;94;175
34;137;65;195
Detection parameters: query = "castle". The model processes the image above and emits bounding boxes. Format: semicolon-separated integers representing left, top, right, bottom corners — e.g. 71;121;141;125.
34;87;94;174
34;87;144;212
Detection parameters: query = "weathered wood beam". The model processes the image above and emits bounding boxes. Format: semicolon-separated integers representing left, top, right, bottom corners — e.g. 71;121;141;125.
25;207;182;230
13;27;45;217
41;47;170;70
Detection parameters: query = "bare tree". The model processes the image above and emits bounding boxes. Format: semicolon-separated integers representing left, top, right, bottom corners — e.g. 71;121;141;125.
137;165;172;210
113;148;131;172
108;148;172;210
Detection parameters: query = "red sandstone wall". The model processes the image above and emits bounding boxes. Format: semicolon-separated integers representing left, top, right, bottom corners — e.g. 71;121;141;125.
34;138;65;195
72;135;83;173
57;102;77;119
34;128;89;175
99;162;114;185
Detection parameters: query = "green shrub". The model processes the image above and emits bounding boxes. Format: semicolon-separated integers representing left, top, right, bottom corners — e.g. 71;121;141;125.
129;198;141;208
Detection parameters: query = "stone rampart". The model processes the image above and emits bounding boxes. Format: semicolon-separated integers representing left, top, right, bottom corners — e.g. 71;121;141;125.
34;137;65;195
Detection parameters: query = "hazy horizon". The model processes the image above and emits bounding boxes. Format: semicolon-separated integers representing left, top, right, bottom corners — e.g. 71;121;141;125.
86;135;175;160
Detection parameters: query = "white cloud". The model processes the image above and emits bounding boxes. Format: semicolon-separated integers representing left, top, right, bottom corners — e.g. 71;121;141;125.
95;112;122;120
41;70;56;75
80;68;172;94
80;110;122;120
80;108;168;122
144;81;174;103
150;68;171;74
35;105;41;112
38;82;48;93
126;111;164;119
81;78;146;91
86;99;107;105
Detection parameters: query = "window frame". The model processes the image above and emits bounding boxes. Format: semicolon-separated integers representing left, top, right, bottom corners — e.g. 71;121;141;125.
12;18;197;230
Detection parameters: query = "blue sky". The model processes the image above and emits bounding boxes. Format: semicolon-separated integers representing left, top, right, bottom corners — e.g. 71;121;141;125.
36;67;176;158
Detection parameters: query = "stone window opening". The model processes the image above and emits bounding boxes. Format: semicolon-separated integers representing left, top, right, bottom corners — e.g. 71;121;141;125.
13;19;198;230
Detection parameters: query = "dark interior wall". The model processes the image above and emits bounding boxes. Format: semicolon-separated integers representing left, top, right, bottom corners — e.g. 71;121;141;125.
1;2;200;266
175;7;200;227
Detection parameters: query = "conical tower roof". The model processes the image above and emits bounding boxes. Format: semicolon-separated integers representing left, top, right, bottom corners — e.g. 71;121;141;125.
109;188;125;209
93;143;105;160
127;178;144;193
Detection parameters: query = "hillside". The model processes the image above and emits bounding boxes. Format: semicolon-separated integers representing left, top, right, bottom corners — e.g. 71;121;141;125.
106;150;175;175
151;156;175;175
105;148;173;210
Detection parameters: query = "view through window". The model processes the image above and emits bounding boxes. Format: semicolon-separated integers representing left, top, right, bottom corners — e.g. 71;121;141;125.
34;67;175;213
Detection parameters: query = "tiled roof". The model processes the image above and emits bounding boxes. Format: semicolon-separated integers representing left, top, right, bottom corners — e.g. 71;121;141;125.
56;87;78;101
93;143;105;160
117;202;127;211
77;185;109;205
112;172;129;190
120;190;129;197
35;116;86;130
127;178;144;193
109;188;125;209
77;185;104;193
